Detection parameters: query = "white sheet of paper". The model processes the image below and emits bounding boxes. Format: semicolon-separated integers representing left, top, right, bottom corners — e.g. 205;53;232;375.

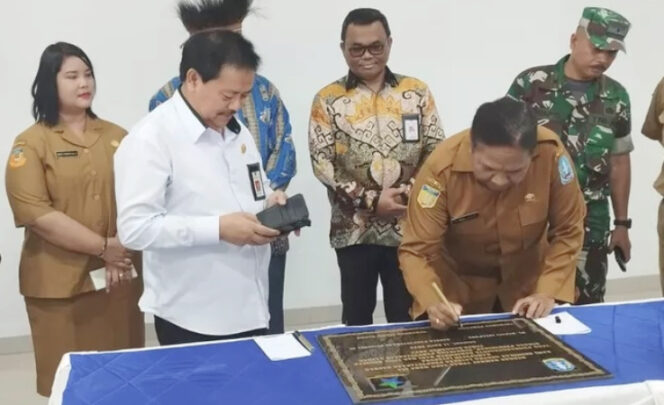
89;267;138;291
254;333;311;361
534;311;591;335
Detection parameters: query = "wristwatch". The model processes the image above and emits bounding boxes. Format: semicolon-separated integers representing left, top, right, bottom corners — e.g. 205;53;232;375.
613;218;632;229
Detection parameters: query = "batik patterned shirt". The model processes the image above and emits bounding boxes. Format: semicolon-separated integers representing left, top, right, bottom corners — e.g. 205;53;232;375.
309;68;445;248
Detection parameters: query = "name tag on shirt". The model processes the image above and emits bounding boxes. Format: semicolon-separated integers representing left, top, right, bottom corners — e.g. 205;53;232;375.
56;151;79;158
451;212;479;224
248;163;266;201
402;114;421;142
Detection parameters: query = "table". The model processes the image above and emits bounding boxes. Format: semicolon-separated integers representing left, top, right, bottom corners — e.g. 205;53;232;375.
49;299;664;405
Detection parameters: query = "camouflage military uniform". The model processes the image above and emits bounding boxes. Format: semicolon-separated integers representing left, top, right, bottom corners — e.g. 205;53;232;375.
507;8;632;303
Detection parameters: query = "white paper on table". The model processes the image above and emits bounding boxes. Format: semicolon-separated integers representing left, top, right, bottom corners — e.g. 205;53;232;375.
89;267;138;291
534;311;591;335
254;333;312;361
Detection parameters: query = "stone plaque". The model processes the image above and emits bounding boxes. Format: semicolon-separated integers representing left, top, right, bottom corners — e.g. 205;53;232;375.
318;318;609;403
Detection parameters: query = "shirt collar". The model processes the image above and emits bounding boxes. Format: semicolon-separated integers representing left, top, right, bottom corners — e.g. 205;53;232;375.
174;88;242;143
543;55;606;93
345;66;399;90
50;117;103;147
51;117;103;132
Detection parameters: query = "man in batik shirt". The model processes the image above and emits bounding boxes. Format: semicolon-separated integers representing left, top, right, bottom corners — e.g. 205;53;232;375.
309;8;445;325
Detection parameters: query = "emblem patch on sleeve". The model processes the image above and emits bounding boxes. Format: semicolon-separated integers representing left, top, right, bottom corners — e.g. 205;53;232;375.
416;184;440;208
9;146;26;169
558;155;574;185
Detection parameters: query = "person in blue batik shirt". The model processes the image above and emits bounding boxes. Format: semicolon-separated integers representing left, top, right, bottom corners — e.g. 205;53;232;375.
149;0;296;334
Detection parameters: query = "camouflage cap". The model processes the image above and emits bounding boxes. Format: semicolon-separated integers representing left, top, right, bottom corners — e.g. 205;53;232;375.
578;7;630;52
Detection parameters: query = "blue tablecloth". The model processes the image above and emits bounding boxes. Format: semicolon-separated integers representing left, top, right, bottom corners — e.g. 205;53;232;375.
59;300;664;404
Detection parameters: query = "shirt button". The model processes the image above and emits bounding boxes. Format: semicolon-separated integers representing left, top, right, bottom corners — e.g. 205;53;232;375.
93;194;100;201
83;149;90;154
90;170;97;176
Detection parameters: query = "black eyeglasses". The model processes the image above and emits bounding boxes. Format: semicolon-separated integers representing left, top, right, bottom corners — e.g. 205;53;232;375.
345;42;386;58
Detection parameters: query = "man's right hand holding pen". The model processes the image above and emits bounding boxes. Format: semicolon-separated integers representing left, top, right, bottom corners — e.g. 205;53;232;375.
428;282;463;331
427;301;463;331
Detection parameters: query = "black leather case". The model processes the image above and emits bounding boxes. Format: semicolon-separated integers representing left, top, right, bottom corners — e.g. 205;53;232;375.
256;193;311;234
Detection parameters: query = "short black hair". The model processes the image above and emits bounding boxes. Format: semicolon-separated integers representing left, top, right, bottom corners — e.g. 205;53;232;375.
341;8;391;42
470;97;538;152
31;42;97;126
180;30;260;82
178;0;252;33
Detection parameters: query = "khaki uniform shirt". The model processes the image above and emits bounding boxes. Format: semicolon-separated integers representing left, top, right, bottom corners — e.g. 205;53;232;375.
642;77;664;196
399;127;586;317
5;119;133;298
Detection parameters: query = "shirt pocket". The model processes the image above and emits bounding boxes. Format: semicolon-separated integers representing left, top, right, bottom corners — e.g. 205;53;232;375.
447;213;484;246
51;150;90;200
518;202;547;249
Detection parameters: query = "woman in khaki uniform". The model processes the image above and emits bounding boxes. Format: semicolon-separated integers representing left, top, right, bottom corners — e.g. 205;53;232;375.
399;98;585;330
4;42;144;396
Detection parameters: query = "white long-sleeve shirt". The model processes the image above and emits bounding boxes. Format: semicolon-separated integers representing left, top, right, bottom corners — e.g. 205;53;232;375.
114;90;272;336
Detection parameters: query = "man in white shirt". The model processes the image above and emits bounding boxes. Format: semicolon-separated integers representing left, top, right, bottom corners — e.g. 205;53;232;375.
115;31;285;345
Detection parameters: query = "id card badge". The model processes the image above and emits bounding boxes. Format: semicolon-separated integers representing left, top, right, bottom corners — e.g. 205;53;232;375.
247;163;266;201
402;114;421;143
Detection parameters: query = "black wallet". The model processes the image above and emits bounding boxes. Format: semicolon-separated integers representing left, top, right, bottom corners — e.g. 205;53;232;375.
257;193;311;234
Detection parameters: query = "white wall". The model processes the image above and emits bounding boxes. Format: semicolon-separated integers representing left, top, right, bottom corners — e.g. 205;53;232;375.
1;0;662;339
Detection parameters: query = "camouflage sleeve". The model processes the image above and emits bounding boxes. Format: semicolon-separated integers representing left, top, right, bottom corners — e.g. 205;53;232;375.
641;78;664;142
611;86;632;154
613;87;631;139
308;94;379;211
612;134;634;154
506;71;530;101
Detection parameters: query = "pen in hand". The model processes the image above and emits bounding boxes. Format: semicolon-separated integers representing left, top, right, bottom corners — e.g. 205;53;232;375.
431;282;462;329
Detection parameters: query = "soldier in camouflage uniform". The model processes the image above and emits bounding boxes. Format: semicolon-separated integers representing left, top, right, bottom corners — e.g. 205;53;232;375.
507;7;633;304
